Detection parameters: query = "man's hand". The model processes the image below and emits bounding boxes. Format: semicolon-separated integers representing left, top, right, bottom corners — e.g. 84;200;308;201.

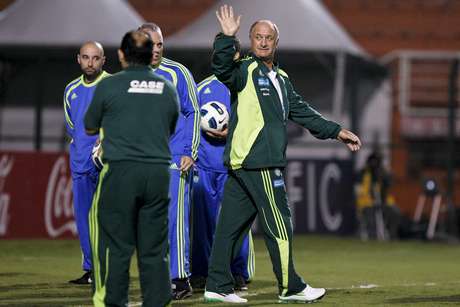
206;127;228;140
179;156;194;172
337;129;362;152
216;4;241;36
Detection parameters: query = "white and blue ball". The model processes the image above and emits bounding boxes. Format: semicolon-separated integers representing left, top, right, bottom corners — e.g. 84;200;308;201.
200;101;229;133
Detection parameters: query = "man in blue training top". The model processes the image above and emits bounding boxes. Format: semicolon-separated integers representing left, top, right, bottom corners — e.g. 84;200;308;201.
191;41;255;292
63;41;110;284
139;22;200;300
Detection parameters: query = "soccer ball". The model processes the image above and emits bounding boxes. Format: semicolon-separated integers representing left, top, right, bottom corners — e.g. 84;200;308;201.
200;101;229;133
91;141;103;170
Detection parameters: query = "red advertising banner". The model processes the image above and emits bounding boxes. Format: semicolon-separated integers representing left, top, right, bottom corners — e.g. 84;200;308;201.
0;152;77;239
0;151;357;238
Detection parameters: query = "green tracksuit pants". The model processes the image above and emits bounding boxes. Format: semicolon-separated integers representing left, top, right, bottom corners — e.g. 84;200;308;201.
89;161;171;307
206;167;307;296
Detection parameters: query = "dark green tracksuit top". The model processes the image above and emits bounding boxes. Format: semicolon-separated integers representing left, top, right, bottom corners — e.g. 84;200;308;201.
84;66;179;165
211;34;341;170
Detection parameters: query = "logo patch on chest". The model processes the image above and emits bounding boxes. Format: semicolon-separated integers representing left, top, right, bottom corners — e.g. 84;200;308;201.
128;80;164;94
258;78;270;87
273;179;285;188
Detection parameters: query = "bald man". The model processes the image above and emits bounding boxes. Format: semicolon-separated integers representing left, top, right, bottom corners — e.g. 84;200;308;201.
64;41;110;284
204;5;361;304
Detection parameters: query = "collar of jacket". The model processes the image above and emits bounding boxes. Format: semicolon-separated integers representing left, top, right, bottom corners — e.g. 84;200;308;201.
249;53;280;75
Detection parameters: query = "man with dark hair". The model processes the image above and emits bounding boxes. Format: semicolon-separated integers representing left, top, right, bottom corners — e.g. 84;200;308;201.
139;22;200;300
204;5;362;304
84;30;179;307
64;41;110;285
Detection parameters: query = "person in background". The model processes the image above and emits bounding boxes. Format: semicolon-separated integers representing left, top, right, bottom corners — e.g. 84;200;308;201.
63;41;110;285
356;151;401;240
138;22;200;300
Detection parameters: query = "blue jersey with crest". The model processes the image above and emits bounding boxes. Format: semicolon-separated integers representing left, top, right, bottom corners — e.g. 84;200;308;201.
197;75;230;173
64;71;110;175
153;58;200;160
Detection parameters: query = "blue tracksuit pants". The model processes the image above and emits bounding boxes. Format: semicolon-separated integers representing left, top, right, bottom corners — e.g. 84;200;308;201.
169;156;193;279
71;167;99;271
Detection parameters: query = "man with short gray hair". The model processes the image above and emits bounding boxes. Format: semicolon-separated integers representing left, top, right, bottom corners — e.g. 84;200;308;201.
204;5;362;304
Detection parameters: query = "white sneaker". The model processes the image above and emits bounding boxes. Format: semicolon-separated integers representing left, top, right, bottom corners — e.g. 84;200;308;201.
278;285;326;303
204;290;248;303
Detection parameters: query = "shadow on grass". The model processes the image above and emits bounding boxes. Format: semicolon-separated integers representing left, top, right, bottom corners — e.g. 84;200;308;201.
386;295;460;304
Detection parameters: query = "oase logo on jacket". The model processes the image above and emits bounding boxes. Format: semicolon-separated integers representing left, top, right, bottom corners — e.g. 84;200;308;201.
128;80;164;94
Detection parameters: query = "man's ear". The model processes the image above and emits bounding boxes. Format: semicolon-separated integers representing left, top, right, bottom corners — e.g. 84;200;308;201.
77;54;81;65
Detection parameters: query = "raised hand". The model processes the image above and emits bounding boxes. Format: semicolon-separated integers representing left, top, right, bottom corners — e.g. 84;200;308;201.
337;129;362;152
216;4;241;36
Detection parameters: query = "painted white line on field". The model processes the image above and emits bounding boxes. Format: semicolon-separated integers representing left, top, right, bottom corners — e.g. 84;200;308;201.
328;284;380;290
329;282;448;290
356;284;379;289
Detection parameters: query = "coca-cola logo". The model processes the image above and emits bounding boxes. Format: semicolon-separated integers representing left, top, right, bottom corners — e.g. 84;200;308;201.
44;156;76;237
0;155;13;236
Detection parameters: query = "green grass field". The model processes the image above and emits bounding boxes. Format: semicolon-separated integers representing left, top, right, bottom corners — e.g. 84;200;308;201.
1;235;459;306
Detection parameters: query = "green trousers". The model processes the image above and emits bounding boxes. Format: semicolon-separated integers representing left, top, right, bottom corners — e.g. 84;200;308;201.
206;168;306;296
89;161;171;307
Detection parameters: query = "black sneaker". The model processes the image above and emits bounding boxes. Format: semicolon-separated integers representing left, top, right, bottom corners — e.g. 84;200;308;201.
68;271;92;285
172;278;193;300
233;275;248;291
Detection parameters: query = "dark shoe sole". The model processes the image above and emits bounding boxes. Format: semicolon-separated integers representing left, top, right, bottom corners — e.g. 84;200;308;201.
172;290;193;300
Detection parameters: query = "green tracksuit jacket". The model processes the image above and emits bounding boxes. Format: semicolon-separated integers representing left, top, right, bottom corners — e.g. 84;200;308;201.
211;33;342;170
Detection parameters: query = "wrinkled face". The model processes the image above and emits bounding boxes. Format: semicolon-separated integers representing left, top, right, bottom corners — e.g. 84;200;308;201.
77;43;105;79
250;22;278;62
142;29;164;66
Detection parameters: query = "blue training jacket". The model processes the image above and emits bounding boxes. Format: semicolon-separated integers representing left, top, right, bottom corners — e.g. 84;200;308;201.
153;57;200;160
196;75;230;173
63;71;110;175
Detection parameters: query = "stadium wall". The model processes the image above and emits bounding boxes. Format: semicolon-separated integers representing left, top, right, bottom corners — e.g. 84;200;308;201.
0;152;356;239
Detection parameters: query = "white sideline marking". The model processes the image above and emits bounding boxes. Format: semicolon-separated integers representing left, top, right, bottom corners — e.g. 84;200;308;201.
329;282;447;290
357;284;379;289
